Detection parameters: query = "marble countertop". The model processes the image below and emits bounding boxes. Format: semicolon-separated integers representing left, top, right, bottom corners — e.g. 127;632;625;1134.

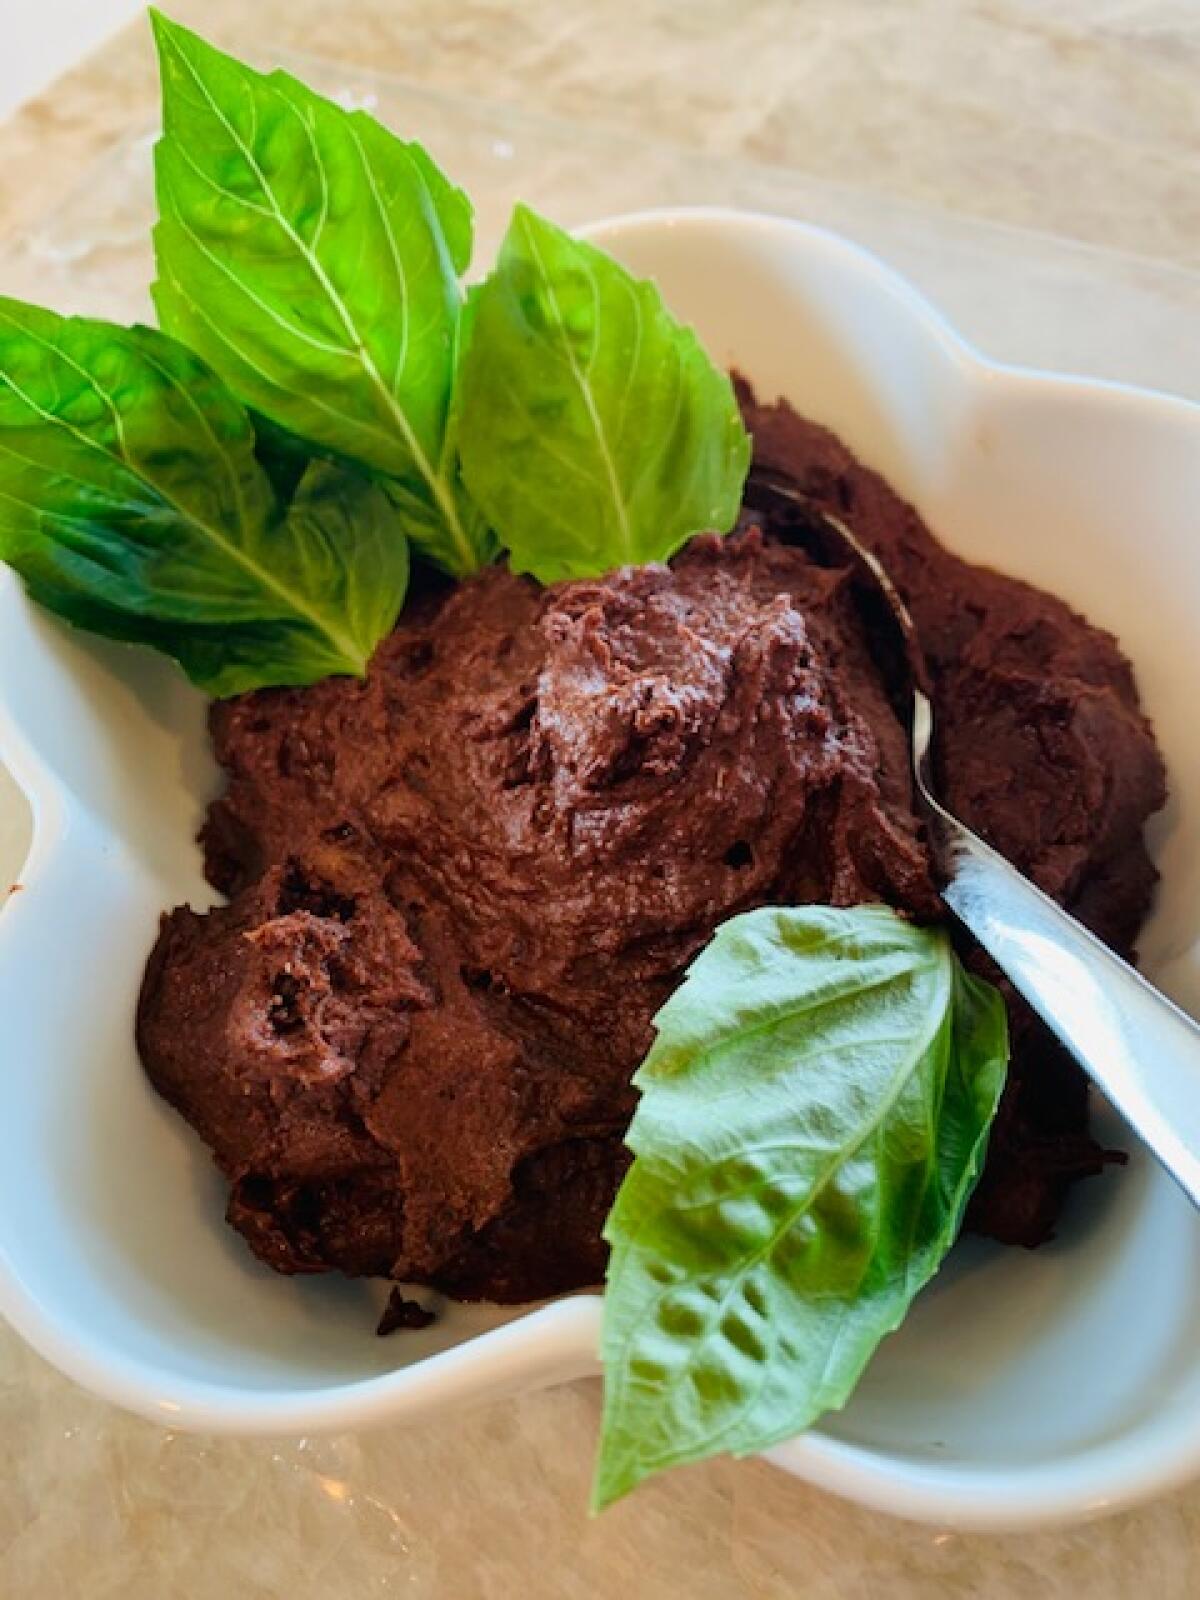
2;2;1200;1594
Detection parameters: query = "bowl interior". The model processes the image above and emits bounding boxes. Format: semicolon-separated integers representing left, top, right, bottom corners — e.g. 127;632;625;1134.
596;213;1200;1494
1;213;1199;1493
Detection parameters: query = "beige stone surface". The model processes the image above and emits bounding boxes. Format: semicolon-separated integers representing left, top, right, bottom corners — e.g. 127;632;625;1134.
1;2;1199;1595
2;0;1199;263
6;1327;1200;1599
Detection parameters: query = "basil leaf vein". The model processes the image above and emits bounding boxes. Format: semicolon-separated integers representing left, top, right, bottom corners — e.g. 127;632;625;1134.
595;904;1009;1508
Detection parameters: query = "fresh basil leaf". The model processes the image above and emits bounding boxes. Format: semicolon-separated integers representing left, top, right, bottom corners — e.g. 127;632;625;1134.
0;299;408;696
457;204;751;583
594;904;1008;1509
149;10;487;577
378;287;496;566
438;282;497;567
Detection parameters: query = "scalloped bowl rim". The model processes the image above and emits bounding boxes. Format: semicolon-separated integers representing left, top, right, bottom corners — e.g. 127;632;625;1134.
0;206;1198;1532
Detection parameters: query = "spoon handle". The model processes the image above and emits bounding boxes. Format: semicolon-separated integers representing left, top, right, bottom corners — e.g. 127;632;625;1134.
930;803;1200;1209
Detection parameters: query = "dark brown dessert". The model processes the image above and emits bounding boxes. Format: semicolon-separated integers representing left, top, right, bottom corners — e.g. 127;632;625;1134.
137;390;1166;1313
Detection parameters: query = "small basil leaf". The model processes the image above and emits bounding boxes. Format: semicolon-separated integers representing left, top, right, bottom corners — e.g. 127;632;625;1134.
0;300;408;696
438;282;497;567
149;10;486;576
595;905;1009;1509
457;204;751;582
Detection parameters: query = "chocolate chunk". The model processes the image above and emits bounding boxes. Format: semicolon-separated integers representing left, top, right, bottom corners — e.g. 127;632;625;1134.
377;1290;436;1336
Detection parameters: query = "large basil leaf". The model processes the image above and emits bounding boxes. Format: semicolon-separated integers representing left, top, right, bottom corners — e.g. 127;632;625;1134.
149;10;487;576
457;204;751;582
595;905;1009;1508
0;300;408;696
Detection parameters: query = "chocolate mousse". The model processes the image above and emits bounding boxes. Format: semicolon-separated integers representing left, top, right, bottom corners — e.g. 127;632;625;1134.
137;389;1167;1313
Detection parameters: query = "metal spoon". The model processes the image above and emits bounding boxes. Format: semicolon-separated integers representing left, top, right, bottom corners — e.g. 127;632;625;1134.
745;465;1200;1210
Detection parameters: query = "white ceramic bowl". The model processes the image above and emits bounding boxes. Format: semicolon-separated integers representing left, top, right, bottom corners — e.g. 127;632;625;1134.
1;209;1199;1531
